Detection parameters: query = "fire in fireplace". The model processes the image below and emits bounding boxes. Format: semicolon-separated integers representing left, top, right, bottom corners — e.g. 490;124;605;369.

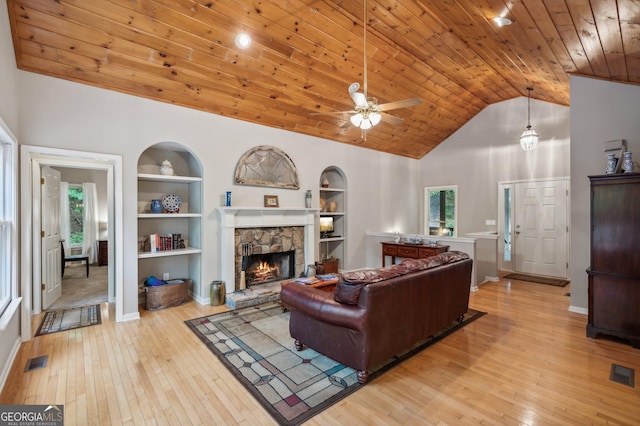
244;250;295;287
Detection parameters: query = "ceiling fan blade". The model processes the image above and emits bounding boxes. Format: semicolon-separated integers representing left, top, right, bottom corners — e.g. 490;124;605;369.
377;98;422;112
311;110;357;116
380;112;404;125
349;91;368;108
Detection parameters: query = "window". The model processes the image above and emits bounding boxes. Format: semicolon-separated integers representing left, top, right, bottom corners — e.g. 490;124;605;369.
424;185;458;237
68;184;85;247
0;130;16;316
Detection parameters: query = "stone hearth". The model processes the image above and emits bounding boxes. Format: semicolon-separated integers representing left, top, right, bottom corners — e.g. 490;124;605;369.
224;281;283;309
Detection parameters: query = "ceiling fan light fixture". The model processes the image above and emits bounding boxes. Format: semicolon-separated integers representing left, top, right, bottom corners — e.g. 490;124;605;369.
350;113;364;127
520;87;539;151
369;111;382;126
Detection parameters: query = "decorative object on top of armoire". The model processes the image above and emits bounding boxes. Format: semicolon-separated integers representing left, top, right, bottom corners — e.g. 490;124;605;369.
605;153;618;174
587;173;640;348
622;152;634;173
603;139;626;174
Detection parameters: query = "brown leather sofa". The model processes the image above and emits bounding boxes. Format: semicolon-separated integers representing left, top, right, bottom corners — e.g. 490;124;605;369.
280;251;473;384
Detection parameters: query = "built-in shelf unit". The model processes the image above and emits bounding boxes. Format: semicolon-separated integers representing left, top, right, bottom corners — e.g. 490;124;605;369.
319;166;347;270
137;143;203;304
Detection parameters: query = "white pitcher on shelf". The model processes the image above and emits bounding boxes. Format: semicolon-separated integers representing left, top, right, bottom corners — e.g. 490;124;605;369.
160;159;174;176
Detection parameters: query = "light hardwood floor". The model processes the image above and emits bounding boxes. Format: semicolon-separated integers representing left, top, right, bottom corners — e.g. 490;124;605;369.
2;277;639;425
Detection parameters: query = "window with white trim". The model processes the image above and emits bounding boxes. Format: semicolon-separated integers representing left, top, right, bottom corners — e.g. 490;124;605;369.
0;133;16;316
424;185;458;237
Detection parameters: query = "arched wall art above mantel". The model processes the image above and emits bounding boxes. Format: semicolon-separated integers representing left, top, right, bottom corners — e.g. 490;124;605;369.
234;145;299;189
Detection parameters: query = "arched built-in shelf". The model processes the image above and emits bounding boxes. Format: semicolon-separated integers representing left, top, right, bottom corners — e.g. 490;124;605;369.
136;142;203;306
318;166;347;272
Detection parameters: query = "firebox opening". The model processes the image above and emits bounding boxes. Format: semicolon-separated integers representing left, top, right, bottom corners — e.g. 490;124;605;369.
245;250;295;287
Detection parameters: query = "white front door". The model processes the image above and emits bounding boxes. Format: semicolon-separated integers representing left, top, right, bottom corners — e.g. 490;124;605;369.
41;166;62;309
514;179;568;278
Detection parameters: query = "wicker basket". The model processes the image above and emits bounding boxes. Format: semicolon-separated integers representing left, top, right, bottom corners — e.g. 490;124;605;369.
145;279;190;311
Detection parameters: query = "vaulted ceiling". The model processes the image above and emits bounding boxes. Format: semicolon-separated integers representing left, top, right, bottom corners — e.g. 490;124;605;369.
7;1;640;158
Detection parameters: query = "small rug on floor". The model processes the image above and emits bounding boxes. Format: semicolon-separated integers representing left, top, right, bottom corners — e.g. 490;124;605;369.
185;302;485;425
35;304;101;336
504;273;569;287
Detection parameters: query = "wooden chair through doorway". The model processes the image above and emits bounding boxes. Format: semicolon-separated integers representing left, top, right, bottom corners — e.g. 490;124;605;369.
61;241;89;278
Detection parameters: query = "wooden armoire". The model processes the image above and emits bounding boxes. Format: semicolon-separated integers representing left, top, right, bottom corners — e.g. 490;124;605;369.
587;173;640;348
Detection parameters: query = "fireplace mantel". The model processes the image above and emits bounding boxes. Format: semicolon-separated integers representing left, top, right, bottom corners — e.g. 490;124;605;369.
217;207;317;295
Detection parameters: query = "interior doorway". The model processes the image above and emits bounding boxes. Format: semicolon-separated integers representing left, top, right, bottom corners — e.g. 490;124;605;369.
20;145;123;340
49;167;109;309
498;178;570;279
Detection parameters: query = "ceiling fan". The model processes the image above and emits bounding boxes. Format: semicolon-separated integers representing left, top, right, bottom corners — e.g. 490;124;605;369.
313;0;422;138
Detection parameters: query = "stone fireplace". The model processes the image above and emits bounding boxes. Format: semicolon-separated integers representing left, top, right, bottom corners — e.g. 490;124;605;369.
235;226;304;287
217;207;316;296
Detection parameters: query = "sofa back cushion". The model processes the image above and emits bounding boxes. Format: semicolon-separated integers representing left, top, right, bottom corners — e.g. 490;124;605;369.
334;251;470;305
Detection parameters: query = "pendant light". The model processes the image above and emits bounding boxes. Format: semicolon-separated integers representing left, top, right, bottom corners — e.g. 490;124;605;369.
520;87;539;151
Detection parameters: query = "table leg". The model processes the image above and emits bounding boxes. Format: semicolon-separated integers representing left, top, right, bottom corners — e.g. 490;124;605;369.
85;259;89;277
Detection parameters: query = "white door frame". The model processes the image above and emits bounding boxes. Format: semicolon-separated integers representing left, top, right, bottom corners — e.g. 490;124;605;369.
20;145;124;341
497;177;570;278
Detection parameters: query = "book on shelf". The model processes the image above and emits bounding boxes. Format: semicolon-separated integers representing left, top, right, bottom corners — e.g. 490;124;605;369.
149;233;182;252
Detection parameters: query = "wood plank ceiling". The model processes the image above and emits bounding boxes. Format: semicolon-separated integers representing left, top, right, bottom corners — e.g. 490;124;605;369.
7;0;640;159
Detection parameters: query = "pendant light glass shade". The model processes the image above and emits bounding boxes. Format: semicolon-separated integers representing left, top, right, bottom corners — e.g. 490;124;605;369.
520;87;539;151
520;127;539;151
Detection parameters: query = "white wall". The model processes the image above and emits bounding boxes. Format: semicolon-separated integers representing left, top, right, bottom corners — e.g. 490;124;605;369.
0;1;18;133
0;0;21;392
569;75;640;312
419;97;570;236
17;71;419;317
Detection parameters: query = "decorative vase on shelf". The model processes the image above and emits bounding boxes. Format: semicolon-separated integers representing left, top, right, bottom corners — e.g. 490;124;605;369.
305;190;312;208
622;151;634;173
321;177;329;188
328;201;337;212
159;159;174;176
150;199;163;214
605;153;617;174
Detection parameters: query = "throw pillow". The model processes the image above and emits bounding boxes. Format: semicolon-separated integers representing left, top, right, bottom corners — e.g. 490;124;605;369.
334;282;365;305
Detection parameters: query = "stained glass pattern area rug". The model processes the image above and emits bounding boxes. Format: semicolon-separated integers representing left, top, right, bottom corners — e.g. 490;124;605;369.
35;304;101;336
185;302;486;425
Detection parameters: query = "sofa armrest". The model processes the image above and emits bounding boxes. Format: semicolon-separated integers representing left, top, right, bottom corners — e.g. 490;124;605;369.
281;282;367;331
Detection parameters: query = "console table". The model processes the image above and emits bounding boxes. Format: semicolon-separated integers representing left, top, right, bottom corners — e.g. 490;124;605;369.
381;242;450;266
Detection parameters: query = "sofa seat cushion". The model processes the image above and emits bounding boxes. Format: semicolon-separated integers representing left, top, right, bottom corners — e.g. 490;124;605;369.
334;251;470;305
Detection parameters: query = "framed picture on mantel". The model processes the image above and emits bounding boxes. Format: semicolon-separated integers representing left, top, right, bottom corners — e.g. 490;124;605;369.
264;195;279;208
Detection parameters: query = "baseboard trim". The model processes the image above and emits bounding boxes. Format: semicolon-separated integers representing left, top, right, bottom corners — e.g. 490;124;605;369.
569;305;588;315
0;336;21;394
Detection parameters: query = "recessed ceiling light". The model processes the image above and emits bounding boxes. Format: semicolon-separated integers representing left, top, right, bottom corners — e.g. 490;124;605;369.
235;33;251;49
493;16;513;27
